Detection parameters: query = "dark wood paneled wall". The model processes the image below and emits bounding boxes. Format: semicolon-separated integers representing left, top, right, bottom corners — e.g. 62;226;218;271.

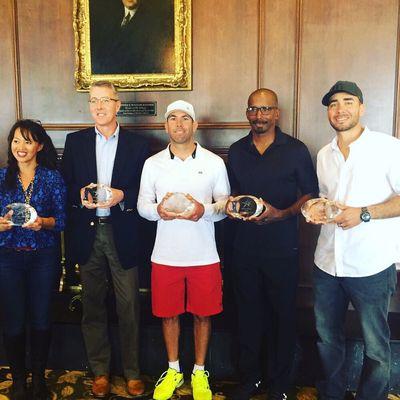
299;0;399;155
0;0;17;162
1;0;399;300
3;0;399;148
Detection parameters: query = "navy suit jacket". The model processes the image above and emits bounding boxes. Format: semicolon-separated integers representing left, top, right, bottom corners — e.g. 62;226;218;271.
61;127;149;268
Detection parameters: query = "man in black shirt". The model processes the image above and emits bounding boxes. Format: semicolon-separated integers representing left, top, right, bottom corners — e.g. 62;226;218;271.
227;88;318;400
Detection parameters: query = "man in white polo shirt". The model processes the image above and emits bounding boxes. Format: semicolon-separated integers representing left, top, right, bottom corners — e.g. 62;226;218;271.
137;100;230;400
311;81;400;400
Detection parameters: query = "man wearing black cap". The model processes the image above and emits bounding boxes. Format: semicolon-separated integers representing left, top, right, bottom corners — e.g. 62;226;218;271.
311;81;400;400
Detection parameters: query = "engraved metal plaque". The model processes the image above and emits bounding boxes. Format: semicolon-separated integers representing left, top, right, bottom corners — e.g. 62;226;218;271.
117;102;157;117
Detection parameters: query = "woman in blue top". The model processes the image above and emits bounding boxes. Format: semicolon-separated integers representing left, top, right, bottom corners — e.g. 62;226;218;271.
0;120;66;400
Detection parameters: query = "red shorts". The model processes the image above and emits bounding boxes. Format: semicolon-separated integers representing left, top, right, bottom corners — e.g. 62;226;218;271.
151;262;223;318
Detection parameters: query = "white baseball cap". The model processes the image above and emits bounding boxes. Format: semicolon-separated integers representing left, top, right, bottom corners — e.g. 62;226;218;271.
165;100;196;121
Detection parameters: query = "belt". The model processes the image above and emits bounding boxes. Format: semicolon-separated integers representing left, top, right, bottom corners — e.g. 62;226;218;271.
95;216;111;224
7;247;36;252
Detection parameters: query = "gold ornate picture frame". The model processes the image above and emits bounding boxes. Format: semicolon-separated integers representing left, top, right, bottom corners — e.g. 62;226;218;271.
73;0;192;91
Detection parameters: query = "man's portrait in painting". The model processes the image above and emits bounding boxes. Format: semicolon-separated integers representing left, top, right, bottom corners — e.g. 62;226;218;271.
89;0;175;74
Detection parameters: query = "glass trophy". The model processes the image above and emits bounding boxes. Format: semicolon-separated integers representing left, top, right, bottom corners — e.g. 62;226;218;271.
301;198;341;223
2;203;37;226
83;184;113;207
162;192;195;215
228;195;265;220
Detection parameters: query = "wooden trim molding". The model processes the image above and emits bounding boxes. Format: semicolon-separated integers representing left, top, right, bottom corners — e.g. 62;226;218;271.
394;0;400;139
57;145;230;156
257;0;265;88
43;122;250;131
11;0;22;120
293;0;303;139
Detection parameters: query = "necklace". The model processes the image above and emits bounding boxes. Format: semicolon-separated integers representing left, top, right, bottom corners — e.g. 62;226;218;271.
18;174;35;205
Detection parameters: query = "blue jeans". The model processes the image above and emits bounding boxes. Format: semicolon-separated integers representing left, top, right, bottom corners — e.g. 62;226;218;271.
0;247;58;336
313;264;397;400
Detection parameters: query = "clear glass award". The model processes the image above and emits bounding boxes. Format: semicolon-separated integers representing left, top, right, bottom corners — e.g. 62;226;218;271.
228;195;266;220
82;184;113;207
301;198;341;223
162;192;195;215
2;203;38;226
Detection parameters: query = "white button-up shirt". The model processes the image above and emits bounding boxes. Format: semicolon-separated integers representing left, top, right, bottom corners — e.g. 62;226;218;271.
137;143;230;266
314;127;400;277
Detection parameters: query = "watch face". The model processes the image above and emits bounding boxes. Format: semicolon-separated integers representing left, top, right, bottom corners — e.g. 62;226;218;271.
361;211;371;222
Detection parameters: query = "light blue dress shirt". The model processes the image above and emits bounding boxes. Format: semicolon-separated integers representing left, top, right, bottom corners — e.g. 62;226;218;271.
95;124;119;217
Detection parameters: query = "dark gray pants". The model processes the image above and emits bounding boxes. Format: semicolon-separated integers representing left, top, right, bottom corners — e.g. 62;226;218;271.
232;255;299;393
80;224;140;379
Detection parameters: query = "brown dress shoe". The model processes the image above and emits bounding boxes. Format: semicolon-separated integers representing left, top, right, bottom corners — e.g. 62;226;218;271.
127;378;145;396
92;375;111;398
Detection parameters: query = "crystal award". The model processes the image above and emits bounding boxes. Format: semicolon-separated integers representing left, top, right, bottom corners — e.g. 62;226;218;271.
162;192;195;215
228;195;266;220
3;203;38;226
83;184;113;207
301;198;341;223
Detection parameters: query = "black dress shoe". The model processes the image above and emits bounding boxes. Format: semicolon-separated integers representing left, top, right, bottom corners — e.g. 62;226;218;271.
10;381;27;400
32;376;51;400
231;378;263;400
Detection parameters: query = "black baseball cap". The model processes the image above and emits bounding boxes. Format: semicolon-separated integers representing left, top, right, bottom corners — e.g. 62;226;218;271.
322;81;363;106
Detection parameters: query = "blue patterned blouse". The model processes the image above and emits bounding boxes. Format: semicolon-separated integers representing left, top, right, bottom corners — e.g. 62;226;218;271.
0;166;66;249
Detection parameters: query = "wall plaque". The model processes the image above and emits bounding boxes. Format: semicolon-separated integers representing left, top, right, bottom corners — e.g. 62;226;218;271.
117;102;157;117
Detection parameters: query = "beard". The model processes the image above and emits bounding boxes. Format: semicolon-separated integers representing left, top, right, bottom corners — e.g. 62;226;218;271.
329;118;359;132
250;119;271;135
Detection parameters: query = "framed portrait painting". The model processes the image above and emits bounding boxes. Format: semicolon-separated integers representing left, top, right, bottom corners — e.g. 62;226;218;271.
73;0;192;91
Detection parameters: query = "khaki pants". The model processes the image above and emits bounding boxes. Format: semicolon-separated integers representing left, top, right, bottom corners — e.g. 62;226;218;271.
80;223;140;379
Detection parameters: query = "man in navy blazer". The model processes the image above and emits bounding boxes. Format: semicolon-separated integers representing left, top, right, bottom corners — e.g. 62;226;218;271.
61;81;149;397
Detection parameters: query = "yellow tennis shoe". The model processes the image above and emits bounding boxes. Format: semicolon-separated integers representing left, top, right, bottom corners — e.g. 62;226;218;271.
191;370;212;400
153;368;184;400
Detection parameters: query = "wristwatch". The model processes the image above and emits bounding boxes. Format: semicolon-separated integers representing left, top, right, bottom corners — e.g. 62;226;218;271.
360;207;371;222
